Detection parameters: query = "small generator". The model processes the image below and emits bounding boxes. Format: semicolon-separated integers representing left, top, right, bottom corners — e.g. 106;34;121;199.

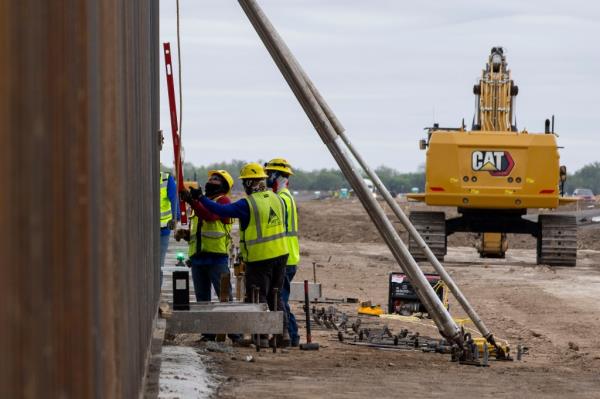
388;272;447;316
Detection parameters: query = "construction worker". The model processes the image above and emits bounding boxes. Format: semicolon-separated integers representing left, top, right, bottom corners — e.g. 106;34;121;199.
179;170;240;343
159;170;179;288
265;158;300;347
179;170;234;302
191;162;289;348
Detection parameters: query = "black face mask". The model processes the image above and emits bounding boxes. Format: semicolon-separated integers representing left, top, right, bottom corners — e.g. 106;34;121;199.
205;182;223;197
243;180;253;195
266;171;282;189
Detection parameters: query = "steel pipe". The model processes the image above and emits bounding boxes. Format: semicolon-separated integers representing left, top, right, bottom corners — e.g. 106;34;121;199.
238;0;463;346
288;33;501;352
296;65;496;342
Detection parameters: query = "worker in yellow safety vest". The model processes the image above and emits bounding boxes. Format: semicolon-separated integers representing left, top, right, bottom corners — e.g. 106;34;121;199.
188;162;289;348
179;170;242;343
179;170;235;302
159;170;179;287
265;158;300;347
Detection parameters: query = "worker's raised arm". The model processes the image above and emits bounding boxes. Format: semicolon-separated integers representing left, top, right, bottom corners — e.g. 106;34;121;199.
166;174;180;221
189;198;220;221
180;186;250;229
200;196;249;221
189;195;233;223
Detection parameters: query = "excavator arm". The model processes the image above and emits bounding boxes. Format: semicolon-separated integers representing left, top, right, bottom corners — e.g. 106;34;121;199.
472;47;518;132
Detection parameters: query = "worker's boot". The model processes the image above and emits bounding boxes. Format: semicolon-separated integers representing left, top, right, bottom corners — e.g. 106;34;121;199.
234;334;253;347
290;335;300;348
269;333;289;348
282;330;291;347
259;334;270;349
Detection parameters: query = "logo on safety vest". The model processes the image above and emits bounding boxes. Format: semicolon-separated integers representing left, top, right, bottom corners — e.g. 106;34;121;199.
471;151;514;176
267;207;281;226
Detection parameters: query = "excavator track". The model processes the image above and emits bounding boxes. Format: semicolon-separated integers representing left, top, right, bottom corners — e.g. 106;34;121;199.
408;211;447;262
537;214;577;267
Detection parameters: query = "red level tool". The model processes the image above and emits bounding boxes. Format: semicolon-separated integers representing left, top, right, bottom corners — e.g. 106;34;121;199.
162;42;187;224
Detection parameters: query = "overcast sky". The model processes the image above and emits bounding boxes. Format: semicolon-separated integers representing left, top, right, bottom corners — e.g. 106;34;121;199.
159;0;600;173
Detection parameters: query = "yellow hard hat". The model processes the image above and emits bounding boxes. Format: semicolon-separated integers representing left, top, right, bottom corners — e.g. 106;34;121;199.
239;162;268;179
264;158;294;175
208;169;234;194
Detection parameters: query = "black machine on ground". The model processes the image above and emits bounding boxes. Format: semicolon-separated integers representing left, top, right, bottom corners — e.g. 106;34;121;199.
388;273;447;316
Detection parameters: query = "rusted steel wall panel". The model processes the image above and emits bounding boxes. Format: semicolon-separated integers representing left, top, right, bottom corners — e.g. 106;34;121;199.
0;1;160;398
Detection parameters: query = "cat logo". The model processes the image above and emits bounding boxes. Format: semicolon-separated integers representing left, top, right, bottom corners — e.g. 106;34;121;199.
471;151;515;176
267;207;281;226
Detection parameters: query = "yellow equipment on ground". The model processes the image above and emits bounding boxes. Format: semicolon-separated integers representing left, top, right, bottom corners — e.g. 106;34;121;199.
408;47;577;266
472;337;510;358
358;301;384;316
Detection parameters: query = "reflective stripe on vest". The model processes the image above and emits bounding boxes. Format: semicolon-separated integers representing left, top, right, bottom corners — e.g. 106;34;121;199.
160;172;173;228
241;191;289;262
188;214;200;258
188;196;232;257
200;194;231;255
202;231;227;238
279;189;300;266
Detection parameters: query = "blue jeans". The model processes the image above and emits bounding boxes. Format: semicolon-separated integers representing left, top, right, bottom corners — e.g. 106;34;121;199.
191;260;239;341
282;266;299;344
190;261;232;302
159;232;170;288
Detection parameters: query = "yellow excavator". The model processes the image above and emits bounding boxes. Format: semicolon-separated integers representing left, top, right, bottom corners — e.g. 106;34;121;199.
408;47;577;266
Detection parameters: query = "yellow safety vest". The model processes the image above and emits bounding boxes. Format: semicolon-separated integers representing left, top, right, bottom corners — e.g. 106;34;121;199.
241;191;289;262
278;188;300;266
188;196;232;257
160;172;173;228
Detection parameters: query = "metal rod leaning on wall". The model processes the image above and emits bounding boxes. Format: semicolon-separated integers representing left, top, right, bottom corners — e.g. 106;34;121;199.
338;131;505;352
237;0;463;347
296;67;502;353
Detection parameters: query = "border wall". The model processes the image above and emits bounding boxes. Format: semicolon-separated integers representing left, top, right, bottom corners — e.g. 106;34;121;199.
0;1;160;397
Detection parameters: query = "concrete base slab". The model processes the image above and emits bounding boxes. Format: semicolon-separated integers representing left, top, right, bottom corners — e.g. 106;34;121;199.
289;282;322;302
166;302;283;334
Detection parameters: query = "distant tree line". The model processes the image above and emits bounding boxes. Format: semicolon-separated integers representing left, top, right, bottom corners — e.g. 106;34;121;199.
564;162;600;195
161;160;600;195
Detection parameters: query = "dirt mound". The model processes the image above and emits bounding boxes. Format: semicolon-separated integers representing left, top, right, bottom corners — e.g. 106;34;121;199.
298;199;406;243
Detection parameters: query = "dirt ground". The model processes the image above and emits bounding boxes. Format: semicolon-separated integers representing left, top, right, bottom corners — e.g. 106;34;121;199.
177;199;600;398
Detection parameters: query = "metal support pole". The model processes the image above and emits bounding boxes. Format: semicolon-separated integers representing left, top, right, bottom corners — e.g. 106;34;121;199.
310;90;497;343
238;0;463;347
338;130;501;348
286;28;502;355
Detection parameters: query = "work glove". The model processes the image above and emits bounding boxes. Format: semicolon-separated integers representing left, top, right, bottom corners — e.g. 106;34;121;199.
179;189;193;204
189;186;203;200
166;219;176;230
174;228;190;242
